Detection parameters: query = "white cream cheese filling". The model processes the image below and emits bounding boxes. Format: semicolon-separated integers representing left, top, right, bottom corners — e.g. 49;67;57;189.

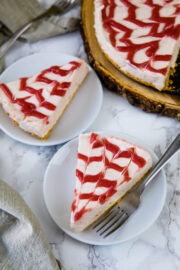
94;0;180;90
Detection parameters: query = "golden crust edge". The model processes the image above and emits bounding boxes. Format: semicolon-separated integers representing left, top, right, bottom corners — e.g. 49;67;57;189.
99;43;170;91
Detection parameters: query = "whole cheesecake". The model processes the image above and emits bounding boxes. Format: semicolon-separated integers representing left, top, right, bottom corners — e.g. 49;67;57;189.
0;60;88;139
94;0;180;91
71;133;152;232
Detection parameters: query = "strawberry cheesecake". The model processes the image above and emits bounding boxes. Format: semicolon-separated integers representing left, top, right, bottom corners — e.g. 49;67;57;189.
94;0;180;90
71;132;152;232
0;59;89;139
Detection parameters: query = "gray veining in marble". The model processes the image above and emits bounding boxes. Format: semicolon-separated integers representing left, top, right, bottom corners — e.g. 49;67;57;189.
0;28;180;270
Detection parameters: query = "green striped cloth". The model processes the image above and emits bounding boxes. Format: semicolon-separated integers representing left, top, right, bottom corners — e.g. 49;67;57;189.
0;0;79;42
0;0;79;72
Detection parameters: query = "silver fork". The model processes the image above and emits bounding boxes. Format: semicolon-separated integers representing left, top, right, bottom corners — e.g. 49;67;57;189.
93;133;180;238
0;0;80;60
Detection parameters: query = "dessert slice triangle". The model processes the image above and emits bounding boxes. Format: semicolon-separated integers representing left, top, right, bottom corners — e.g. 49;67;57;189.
0;59;88;139
71;133;152;232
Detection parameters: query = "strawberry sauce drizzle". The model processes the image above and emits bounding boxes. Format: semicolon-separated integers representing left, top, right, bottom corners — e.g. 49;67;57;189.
72;133;146;222
101;0;180;75
0;83;48;121
0;61;81;122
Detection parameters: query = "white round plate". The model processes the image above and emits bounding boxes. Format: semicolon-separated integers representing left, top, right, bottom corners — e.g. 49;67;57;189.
0;53;103;146
43;131;166;245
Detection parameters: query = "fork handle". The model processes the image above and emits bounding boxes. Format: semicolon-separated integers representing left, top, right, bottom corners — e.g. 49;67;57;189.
0;21;33;60
137;133;180;193
0;5;65;60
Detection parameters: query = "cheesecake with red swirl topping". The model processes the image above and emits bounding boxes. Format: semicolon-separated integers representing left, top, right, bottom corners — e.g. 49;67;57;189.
94;0;180;90
0;60;88;139
71;133;152;232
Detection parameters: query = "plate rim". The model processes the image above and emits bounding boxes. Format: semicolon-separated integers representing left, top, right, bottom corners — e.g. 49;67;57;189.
0;52;103;146
43;130;167;245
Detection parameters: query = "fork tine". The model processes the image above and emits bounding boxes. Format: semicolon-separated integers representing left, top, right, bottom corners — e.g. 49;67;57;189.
55;0;80;10
92;204;118;229
96;208;121;232
103;213;129;238
99;210;125;235
54;0;70;9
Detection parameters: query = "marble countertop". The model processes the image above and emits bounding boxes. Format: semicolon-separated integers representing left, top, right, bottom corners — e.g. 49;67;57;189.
1;30;180;270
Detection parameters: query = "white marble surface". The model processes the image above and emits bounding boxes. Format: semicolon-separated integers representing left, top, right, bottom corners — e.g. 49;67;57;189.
1;30;180;270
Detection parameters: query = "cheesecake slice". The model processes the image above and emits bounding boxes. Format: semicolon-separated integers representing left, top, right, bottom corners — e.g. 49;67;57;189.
94;0;180;91
0;59;89;139
71;132;152;232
